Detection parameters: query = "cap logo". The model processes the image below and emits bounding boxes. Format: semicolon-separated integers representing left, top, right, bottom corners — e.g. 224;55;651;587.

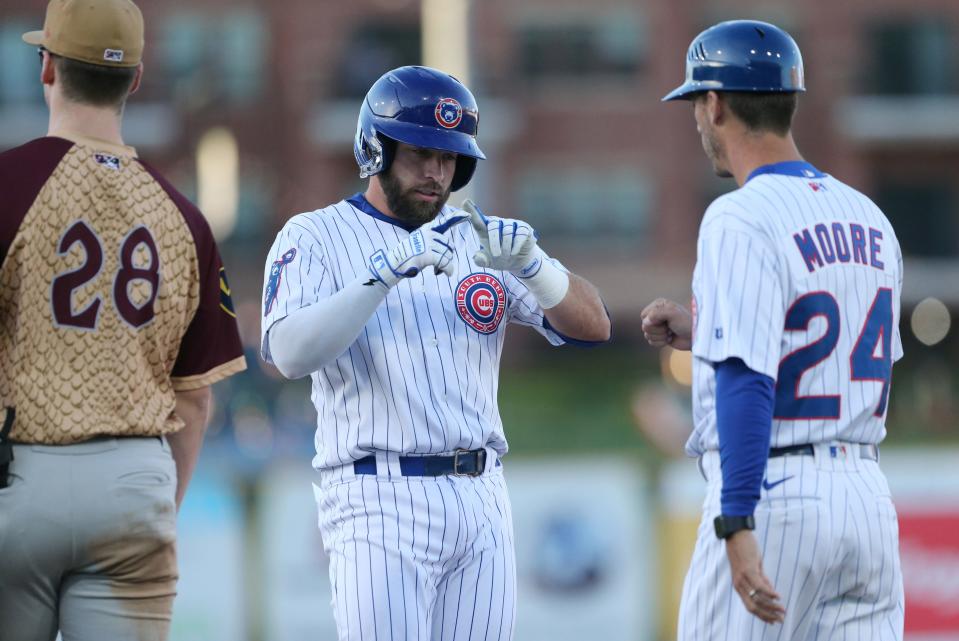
103;49;124;62
435;98;463;129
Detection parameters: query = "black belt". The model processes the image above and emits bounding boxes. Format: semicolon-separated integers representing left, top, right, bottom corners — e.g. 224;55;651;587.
354;448;490;477
769;444;815;458
0;408;16;489
769;443;879;461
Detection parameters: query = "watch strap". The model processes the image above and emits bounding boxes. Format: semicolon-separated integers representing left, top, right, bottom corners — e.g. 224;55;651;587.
713;514;756;539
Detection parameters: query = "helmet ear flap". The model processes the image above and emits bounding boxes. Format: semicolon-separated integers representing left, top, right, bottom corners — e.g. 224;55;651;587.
354;122;380;179
376;134;396;176
354;124;397;179
450;156;477;192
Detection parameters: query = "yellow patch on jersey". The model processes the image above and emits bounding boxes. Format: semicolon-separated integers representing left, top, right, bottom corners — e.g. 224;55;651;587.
219;267;237;318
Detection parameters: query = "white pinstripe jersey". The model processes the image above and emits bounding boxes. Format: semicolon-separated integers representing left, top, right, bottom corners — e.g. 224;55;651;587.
688;162;903;456
261;195;565;470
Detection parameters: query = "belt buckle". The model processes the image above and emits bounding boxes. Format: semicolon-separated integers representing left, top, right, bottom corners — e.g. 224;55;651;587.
453;449;485;477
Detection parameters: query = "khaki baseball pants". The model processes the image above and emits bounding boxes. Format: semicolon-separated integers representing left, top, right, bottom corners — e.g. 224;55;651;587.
0;436;178;641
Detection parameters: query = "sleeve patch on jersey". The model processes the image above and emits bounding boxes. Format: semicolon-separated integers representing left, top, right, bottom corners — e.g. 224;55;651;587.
219;267;237;318
263;248;297;317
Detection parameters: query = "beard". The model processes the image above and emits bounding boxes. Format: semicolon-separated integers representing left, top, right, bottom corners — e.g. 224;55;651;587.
701;128;733;178
380;170;452;226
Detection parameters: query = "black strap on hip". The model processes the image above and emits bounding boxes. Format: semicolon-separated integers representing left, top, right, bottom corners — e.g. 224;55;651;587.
0;408;16;489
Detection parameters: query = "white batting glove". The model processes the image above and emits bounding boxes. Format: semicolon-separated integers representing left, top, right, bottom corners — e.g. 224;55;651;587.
463;200;570;309
463;199;539;273
368;214;468;289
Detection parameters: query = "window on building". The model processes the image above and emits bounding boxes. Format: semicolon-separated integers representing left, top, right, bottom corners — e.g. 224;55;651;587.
867;19;956;95
333;22;421;99
877;181;958;257
0;20;44;106
157;10;266;107
516;166;651;248
516;9;646;82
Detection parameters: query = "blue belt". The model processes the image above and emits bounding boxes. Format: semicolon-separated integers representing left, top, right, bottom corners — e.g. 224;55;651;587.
769;443;879;461
353;448;494;477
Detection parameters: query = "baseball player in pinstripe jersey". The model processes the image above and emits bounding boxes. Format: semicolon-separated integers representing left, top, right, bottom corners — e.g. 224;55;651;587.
642;21;904;640
260;66;610;641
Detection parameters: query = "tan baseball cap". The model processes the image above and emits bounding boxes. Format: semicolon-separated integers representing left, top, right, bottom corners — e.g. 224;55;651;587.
22;0;144;68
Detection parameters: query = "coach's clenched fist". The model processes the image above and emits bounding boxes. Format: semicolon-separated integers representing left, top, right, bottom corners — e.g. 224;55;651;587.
641;298;693;351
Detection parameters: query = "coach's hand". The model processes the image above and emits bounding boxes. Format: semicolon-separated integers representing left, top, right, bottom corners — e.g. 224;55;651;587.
726;530;785;624
368;214;468;288
641;298;693;351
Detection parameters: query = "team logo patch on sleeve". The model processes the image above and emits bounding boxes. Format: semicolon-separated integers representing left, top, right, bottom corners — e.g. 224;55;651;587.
219;267;237;318
263;248;297;317
435;98;463;129
455;273;506;334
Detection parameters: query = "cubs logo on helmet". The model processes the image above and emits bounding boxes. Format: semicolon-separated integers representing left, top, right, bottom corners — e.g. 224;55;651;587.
435;98;463;129
455;273;506;334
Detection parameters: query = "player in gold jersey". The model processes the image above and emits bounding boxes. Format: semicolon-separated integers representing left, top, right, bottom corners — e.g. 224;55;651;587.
0;1;246;639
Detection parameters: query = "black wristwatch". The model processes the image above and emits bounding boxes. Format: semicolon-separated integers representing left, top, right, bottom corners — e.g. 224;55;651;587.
713;514;755;540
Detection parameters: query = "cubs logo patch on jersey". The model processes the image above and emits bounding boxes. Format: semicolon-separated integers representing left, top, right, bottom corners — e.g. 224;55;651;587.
435;98;463;129
456;273;506;334
264;248;296;317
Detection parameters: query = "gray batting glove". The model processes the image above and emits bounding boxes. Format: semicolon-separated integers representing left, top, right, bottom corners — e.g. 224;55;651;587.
368;214;468;289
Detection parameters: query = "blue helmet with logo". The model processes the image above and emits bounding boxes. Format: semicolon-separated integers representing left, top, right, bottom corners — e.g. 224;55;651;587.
662;20;805;101
354;65;485;192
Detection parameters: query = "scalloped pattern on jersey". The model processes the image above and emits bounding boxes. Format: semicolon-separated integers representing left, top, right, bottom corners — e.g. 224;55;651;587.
0;144;200;444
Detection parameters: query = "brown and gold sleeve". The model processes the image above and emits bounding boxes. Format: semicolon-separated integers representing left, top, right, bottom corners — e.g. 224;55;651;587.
138;160;246;390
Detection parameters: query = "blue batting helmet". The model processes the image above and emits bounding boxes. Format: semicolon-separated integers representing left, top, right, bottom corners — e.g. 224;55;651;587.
354;65;485;192
662;20;805;101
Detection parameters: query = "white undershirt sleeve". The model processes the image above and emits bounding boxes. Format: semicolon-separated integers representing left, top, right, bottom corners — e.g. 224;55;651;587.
267;276;389;379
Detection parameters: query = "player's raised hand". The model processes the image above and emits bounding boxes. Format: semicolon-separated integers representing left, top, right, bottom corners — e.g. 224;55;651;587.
462;200;541;276
641;298;693;351
368;215;468;288
726;531;786;624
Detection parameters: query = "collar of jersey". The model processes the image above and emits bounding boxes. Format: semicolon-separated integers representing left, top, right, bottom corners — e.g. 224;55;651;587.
745;160;826;183
48;131;138;157
347;193;419;232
